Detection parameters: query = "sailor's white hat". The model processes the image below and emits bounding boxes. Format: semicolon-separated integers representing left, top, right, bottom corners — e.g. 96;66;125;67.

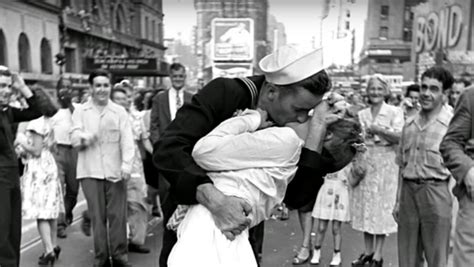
259;44;324;85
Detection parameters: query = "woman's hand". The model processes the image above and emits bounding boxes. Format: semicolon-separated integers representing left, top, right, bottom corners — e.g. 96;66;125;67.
256;108;274;130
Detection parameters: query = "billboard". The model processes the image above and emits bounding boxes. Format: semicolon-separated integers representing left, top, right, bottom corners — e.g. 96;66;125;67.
212;18;254;61
212;63;253;79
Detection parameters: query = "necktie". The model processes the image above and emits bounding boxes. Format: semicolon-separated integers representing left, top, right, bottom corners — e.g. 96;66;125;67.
176;92;182;109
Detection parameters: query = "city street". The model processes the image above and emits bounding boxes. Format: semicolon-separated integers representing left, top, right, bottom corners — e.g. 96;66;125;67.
20;209;402;267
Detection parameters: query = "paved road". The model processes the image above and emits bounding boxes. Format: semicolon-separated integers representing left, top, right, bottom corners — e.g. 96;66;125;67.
20;209;454;266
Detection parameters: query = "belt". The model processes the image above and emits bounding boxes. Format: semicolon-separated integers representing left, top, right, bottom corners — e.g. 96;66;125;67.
404;178;448;184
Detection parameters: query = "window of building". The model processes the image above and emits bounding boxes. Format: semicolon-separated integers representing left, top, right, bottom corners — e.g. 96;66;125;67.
345;21;350;30
145;17;149;39
149;19;153;40
346;10;350;18
40;38;52;74
381;5;389;20
0;29;6;66
64;47;75;73
18;33;31;72
379;26;388;39
115;5;126;32
152;20;155;41
403;27;412;42
158;22;163;41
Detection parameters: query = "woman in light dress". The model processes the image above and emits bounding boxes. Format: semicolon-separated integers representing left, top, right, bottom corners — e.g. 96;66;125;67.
17;113;64;266
351;75;404;267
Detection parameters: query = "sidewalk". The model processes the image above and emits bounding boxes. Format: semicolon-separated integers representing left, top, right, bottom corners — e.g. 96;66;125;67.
20;208;453;267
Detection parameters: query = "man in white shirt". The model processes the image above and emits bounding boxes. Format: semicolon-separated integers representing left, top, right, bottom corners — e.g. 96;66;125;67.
71;69;134;267
50;78;79;239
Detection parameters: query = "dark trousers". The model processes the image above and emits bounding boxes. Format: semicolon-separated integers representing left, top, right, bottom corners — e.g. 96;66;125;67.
82;178;128;265
159;195;264;267
54;145;79;227
398;179;452;267
0;168;22;267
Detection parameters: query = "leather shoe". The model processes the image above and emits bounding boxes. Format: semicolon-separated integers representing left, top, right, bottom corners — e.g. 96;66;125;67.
128;244;150;254
57;227;67;238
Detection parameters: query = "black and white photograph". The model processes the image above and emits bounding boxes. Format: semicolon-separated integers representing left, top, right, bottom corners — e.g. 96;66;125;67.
1;0;474;266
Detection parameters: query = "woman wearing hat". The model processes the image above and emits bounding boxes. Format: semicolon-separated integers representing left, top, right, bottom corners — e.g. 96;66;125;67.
351;75;404;267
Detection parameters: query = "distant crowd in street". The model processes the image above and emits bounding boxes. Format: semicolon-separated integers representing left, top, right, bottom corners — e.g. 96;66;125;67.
0;43;474;267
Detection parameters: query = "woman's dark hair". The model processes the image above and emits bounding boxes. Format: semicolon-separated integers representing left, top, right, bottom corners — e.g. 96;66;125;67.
276;69;332;97
327;118;363;148
405;84;420;97
31;85;58;117
88;69;111;85
454;79;472;87
133;91;145;111
143;89;159;110
421;66;454;91
0;68;12;77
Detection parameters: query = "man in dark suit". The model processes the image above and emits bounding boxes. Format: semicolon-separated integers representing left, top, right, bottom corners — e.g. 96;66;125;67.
440;84;474;267
150;63;193;145
149;63;193;251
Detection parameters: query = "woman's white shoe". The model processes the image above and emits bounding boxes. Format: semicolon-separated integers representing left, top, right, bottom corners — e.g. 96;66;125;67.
329;251;341;266
309;248;320;265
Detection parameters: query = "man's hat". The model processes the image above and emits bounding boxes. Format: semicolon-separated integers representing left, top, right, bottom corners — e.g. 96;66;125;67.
259;44;324;85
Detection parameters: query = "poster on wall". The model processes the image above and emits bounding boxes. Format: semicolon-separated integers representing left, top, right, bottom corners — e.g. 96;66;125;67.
212;63;253;79
212;18;254;61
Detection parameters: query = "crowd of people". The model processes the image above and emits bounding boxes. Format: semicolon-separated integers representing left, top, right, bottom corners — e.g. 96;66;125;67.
289;68;474;267
0;43;474;267
0;63;190;267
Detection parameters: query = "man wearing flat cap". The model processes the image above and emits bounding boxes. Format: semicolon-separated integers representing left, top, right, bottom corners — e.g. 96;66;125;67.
154;44;355;266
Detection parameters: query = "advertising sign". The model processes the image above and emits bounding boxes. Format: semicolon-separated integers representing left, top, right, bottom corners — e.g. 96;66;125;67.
85;57;163;76
412;0;474;78
212;63;253;79
212;18;254;61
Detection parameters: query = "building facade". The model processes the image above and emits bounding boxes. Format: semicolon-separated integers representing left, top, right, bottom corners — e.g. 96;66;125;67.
411;0;474;80
318;0;368;67
194;0;268;82
61;0;167;89
267;14;287;53
358;0;425;79
0;0;62;89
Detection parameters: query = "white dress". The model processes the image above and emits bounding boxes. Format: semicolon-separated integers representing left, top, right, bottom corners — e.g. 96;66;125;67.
167;110;304;267
312;164;351;222
20;117;64;220
351;102;404;234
